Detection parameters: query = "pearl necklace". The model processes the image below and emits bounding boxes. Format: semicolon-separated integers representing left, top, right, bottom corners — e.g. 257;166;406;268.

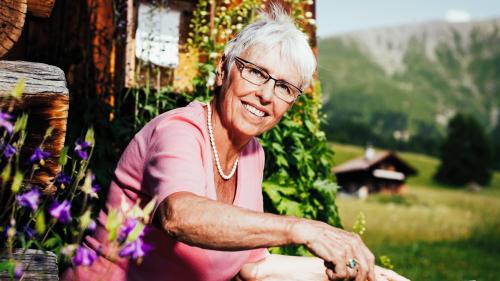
207;102;238;180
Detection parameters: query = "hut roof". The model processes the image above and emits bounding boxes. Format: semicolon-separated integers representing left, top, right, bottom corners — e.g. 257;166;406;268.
332;150;417;175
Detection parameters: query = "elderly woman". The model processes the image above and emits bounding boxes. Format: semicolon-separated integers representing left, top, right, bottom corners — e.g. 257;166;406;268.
63;5;409;281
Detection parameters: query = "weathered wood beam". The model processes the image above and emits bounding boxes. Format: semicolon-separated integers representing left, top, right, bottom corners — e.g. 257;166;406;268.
0;249;59;280
0;60;69;193
0;0;28;58
28;0;56;18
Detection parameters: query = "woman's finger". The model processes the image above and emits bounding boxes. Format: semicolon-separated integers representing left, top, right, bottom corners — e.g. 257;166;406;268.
346;265;357;280
325;268;349;281
350;233;375;281
325;268;335;280
354;257;368;281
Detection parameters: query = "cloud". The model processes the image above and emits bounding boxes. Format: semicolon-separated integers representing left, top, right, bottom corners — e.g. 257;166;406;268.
445;9;471;23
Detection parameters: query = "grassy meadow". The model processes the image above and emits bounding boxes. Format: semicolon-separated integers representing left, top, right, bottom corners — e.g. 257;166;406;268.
331;143;500;280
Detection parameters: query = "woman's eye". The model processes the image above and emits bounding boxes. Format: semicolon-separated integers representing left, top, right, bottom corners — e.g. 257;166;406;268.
277;84;292;95
249;68;265;78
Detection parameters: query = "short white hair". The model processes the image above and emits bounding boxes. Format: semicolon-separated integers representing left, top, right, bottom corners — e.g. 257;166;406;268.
223;4;316;89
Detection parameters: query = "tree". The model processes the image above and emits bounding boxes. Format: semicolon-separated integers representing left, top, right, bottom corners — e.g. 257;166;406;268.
491;124;500;170
434;113;492;186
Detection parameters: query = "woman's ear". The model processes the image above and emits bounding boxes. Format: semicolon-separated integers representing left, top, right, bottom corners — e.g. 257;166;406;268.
215;55;225;87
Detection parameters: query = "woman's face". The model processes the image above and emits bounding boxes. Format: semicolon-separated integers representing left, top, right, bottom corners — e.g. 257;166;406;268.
216;47;302;139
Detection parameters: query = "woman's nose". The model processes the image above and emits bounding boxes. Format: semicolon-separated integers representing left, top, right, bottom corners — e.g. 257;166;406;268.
256;80;275;103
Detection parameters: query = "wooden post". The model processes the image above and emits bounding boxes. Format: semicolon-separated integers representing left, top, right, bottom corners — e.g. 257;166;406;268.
0;0;28;58
0;61;69;194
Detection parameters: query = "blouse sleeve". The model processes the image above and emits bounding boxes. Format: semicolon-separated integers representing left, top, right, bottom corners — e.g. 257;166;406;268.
143;118;207;215
246;248;270;263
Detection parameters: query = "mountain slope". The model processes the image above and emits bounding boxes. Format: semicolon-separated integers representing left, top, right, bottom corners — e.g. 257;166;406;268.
318;18;500;155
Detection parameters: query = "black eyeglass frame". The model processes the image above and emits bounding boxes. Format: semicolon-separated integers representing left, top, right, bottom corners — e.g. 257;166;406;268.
233;56;303;102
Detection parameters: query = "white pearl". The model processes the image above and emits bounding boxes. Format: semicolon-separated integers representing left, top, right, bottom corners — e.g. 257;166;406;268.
207;102;238;180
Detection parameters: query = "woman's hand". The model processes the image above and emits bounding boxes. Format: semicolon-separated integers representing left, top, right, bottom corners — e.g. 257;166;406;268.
290;219;376;281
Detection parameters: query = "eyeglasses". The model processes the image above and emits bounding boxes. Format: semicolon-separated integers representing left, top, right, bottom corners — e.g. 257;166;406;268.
234;56;302;103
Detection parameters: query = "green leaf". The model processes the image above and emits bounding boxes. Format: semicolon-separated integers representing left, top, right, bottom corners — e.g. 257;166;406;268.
43;127;54;140
106;209;121;242
276;155;288;167
304;119;315;131
11;171;23;193
141;196;157;222
277;199;303;217
0;261;15;278
43;236;61;249
79;209;92;230
84;127;95;146
271;143;285;153
13;114;29;134
11;79;25;99
127;222;146;242
59;146;69;166
1;161;11;186
35;211;46;235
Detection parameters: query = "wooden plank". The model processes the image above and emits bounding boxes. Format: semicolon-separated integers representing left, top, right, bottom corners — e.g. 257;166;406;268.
27;0;56;18
0;60;69;194
0;0;28;58
0;249;59;280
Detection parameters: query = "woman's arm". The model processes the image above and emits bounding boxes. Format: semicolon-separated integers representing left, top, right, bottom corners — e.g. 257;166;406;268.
155;191;298;250
155;191;376;281
235;255;411;281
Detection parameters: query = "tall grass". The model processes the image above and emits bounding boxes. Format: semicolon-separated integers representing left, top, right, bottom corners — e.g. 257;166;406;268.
331;142;500;280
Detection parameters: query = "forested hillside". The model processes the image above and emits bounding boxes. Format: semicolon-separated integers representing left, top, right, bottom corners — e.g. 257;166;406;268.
318;18;500;156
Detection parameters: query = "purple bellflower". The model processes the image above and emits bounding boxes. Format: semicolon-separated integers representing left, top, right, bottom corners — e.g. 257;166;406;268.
49;200;72;223
29;147;51;166
92;182;101;193
119;236;152;260
23;226;37;239
118;218;138;242
87;220;97;232
72;246;97;267
16;189;41;211
14;264;23;279
3;143;16;158
0;112;13;135
54;172;71;189
74;139;91;160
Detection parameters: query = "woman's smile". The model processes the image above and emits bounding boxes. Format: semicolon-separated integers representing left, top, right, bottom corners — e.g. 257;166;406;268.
242;102;266;118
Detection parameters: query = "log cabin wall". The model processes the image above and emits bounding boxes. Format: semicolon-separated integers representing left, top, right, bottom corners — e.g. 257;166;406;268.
4;0;317;100
4;0;115;140
4;0;317;137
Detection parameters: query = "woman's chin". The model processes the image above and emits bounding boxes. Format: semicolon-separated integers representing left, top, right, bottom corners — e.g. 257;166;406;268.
232;122;265;139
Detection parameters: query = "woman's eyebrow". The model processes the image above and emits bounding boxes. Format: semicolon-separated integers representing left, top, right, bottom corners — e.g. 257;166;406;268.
255;63;290;82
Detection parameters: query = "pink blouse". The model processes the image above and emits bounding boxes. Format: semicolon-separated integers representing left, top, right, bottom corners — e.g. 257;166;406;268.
62;101;269;281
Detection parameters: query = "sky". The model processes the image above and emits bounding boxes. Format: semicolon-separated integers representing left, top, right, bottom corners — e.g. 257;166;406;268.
316;0;500;38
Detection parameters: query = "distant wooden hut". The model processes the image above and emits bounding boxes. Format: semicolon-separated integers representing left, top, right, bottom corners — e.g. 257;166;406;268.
332;147;417;196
